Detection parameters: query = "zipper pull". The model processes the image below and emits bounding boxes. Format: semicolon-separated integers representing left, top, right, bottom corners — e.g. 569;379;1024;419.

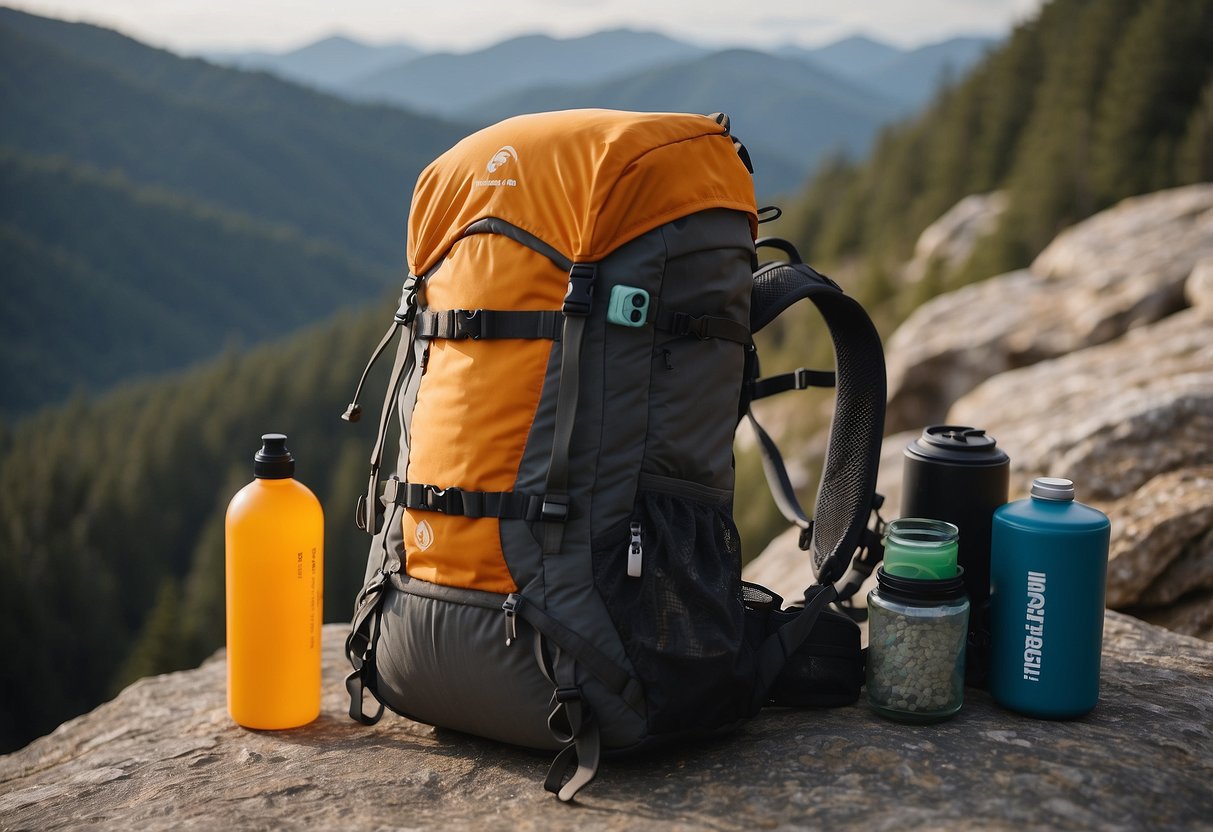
502;593;522;646
627;522;643;578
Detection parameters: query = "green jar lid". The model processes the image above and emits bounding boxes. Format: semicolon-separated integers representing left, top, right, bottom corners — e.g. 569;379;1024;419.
883;517;959;580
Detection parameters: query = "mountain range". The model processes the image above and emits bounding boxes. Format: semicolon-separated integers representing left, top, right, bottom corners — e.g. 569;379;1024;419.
210;29;993;117
204;29;997;192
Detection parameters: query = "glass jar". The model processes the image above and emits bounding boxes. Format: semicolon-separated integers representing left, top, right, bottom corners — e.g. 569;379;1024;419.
867;518;969;723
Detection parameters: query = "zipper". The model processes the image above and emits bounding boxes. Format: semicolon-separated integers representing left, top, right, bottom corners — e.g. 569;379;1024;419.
627;521;643;578
502;593;521;646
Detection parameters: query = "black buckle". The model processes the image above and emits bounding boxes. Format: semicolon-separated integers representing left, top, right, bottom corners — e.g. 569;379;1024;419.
562;264;596;316
541;493;570;522
798;521;814;551
425;485;461;514
672;312;709;339
394;276;419;324
458;310;483;339
555;686;581;704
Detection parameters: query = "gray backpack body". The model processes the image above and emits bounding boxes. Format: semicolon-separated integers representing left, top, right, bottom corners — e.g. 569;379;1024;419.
343;110;886;800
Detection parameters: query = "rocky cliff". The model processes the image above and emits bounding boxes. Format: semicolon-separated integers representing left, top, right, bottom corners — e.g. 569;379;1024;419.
2;619;1210;830
747;184;1213;640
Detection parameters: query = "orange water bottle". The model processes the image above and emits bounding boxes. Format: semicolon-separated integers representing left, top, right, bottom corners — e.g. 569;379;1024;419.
225;433;323;729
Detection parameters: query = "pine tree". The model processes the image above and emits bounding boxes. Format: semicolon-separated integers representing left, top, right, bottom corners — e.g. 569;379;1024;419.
1092;0;1213;202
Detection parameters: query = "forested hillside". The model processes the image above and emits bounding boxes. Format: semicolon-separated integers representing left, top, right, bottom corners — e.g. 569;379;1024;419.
782;0;1213;319
0;8;463;413
0;151;385;411
0;303;392;753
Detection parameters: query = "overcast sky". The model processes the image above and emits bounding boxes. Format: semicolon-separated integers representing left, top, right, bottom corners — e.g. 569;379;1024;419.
9;0;1045;54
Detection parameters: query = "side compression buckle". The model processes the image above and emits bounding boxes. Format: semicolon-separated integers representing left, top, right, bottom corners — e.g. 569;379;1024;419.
540;493;570;522
563;264;597;316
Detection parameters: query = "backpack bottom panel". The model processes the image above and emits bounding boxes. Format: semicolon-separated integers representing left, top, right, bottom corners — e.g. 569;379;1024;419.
374;586;562;750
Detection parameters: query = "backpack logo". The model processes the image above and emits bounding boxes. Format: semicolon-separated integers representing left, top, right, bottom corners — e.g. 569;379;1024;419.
486;145;518;173
474;146;519;188
415;519;435;551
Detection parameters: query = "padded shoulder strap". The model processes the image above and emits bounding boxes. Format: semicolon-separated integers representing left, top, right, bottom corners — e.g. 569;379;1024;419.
749;241;886;586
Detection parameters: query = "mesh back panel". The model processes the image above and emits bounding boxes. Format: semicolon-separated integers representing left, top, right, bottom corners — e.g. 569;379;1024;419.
751;263;886;583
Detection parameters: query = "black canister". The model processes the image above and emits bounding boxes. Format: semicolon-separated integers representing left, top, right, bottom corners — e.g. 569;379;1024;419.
901;425;1009;687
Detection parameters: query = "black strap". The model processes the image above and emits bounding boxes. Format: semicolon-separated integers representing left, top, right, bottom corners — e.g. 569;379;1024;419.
543;657;600;803
463;218;574;273
541;263;597;553
655;308;751;345
750;367;835;400
749;246;886;587
384;478;549;521
506;592;643;709
343;504;405;726
745;406;813;546
751;583;838;712
356;325;418;534
341;278;416;427
415;309;563;341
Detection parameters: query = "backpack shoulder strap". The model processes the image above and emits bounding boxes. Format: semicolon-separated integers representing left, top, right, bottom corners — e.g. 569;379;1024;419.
747;237;887;589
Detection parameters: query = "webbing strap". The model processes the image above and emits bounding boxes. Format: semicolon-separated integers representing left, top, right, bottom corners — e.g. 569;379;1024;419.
751;583;838;712
384;478;548;521
543;657;601;803
357;318;417;535
417;306;749;344
343;499;403;725
654;308;751;345
746;406;813;545
506;592;643;710
541;263;596;553
750;367;835;400
415;308;563;341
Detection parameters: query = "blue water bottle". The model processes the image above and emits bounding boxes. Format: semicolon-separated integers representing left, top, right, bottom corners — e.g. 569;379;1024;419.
989;477;1111;718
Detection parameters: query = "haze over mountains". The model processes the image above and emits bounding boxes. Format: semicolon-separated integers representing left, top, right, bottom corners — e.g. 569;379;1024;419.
206;29;997;192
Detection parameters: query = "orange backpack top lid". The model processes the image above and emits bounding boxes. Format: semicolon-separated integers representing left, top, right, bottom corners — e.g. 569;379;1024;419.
407;109;759;274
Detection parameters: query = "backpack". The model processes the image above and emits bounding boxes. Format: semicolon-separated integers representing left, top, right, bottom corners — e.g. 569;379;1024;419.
342;109;886;801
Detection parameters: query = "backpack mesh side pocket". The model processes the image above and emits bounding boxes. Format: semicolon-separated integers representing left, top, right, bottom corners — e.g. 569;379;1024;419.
592;484;754;735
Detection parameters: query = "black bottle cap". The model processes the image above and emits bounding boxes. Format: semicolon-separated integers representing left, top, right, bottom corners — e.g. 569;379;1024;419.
904;425;1009;466
254;433;295;479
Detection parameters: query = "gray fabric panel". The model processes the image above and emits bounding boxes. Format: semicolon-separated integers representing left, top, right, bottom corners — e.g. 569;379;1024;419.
374;586;563;750
501;226;672;741
586;229;666;545
643;210;752;490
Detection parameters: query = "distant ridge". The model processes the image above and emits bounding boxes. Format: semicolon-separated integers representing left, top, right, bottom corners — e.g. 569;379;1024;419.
204;34;423;91
465;48;898;195
345;28;708;115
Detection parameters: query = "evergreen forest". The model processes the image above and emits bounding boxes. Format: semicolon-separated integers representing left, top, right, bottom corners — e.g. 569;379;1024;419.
2;0;1212;753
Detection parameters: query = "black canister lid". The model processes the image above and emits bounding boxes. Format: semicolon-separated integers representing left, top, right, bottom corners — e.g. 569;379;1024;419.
876;565;968;605
904;425;1010;466
254;433;295;479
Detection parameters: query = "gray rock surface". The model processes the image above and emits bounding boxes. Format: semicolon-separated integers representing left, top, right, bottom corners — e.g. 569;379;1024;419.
885;184;1213;433
903;191;1007;284
3;619;1212;831
748;187;1213;639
